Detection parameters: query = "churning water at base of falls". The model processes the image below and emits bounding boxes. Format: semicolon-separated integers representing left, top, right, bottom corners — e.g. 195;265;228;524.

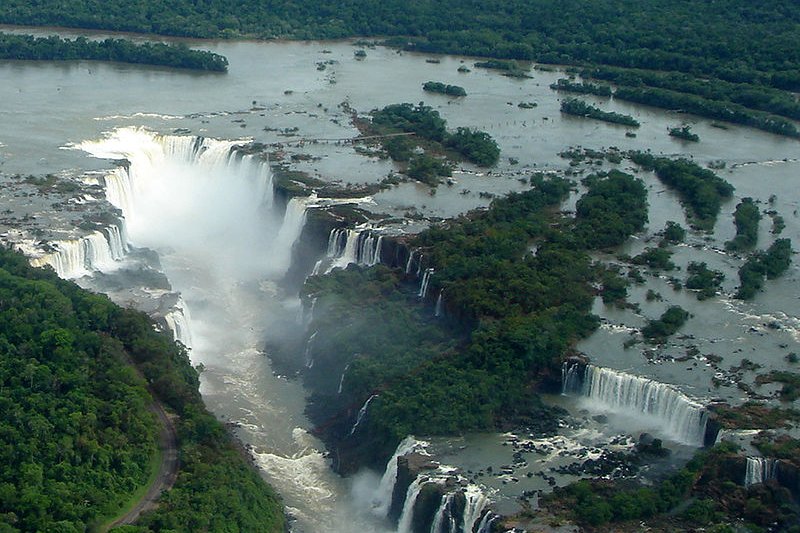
78;127;395;533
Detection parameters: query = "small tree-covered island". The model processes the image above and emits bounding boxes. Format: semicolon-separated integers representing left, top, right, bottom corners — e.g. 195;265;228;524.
0;1;799;532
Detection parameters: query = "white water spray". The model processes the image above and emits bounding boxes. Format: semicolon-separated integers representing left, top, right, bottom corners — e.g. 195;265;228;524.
745;456;777;486
563;363;709;446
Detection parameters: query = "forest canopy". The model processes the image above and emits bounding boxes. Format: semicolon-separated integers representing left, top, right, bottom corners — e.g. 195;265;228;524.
0;247;284;532
1;0;798;92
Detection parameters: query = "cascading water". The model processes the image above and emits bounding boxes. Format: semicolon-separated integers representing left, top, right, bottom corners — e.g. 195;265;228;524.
396;477;426;533
372;436;428;517
744;456;777;486
475;512;500;533
561;361;582;395
374;437;491;533
563;363;709;446
461;485;489;533
430;492;457;533
418;268;434;299
30;225;127;278
405;250;417;275
75;127;395;533
313;227;384;274
337;364;350;395
163;302;193;348
434;290;443;317
304;331;318;369
350;394;378;436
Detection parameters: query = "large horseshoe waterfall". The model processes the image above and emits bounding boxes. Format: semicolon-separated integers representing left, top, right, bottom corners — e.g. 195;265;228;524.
76;127;396;533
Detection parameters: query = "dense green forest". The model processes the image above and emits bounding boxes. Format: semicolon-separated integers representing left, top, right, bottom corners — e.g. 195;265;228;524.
543;442;800;531
0;33;228;71
4;1;800;133
0;247;284;532
359;103;500;185
2;0;798;94
301;173;657;468
629;152;735;231
726;197;761;252
560;98;640;128
736;238;794;300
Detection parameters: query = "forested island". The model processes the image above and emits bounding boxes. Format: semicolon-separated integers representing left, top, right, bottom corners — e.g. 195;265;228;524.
0;33;228;71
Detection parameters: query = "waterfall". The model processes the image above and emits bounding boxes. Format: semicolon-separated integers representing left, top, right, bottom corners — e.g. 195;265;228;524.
372;436;427;517
434;290;443;317
304;296;318;327
164;303;193;348
349;394;378;436
561;361;582;395
30;226;126;279
337;364;349;394
396;477;425;533
461;485;489;533
104;224;128;259
475;512;500;533
405;250;417;274
315;227;384;274
273;196;312;275
78;127;300;279
431;492;458;533
418;268;434;299
564;364;708;446
745;457;777;486
304;331;318;368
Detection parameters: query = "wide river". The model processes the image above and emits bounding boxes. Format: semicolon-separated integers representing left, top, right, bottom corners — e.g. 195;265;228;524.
1;26;798;531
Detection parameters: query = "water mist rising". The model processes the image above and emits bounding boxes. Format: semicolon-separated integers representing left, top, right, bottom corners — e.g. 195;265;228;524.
78;127;394;533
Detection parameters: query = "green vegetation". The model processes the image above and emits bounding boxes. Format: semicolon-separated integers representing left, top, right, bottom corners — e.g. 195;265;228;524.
6;0;800;132
422;81;467;97
364;103;499;184
543;443;799;530
661;220;686;245
668;125;699;142
4;0;798;93
772;214;786;235
615;85;799;138
550;78;612;97
406;154;452;186
574;170;648;249
599;267;629;305
754;435;800;463
0;254;158;532
473;59;529;77
631;247;676;271
685;262;725;300
629;152;734;231
0;247;284;532
560;98;640;127
0;33;227;71
585;67;800;137
641;305;689;342
735;238;794;299
711;402;800;430
303;176;601;466
444;128;500;166
755;371;800;402
725;198;761;252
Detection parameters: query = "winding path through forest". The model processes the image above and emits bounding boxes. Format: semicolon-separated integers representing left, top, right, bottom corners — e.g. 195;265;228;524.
107;400;179;530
